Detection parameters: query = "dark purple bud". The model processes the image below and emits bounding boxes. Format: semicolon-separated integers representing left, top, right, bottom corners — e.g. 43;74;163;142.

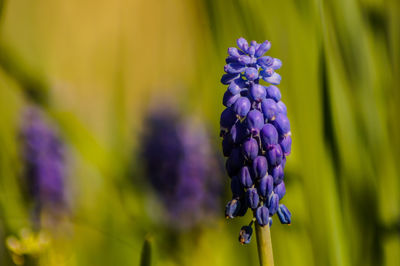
231;176;244;198
228;47;241;58
225;148;244;178
246;188;259;209
233;97;251;117
239;166;253;188
244;67;258;81
221;73;240;85
258;175;273;198
279;135;292;156
255;41;271;57
252;156;268;180
225;199;241;219
255;206;269;226
270;164;284;184
266;144;283;166
223;90;240;107
265;85;282;102
246;110;264;133
277;204;291;224
267;193;279;215
276;101;287;114
239;225;253;244
274;181;286;200
237;197;249;216
220;107;237;131
238;55;252;65
249;84;266;102
272;113;291;136
271;58;282;70
229;122;248;144
228;78;247;95
269;217;273;227
242;138;259;161
261;98;278;121
247;46;256;56
224;63;246;74
263;72;281;85
260;123;278;148
237;37;249;52
257;56;274;68
222;136;233;157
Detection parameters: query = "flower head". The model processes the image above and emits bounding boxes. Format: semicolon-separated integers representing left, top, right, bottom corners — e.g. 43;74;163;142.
220;38;292;244
20;106;67;222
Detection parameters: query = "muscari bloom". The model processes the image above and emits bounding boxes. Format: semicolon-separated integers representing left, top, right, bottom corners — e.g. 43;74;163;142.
141;107;222;229
20;106;67;223
220;38;292;244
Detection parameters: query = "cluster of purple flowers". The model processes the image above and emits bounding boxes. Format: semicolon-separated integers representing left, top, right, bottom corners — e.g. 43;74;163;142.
220;38;292;244
142;107;221;229
20;106;66;221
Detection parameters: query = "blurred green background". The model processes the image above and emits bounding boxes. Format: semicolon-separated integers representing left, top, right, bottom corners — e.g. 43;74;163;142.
0;0;399;265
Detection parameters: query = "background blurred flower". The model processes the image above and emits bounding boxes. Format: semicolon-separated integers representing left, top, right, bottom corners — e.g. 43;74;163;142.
20;106;67;225
141;105;222;229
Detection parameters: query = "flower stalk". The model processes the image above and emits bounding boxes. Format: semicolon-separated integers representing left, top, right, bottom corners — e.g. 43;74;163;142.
255;223;274;266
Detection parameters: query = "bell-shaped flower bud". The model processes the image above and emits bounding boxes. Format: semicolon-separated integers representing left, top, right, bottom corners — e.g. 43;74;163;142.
225;199;241;219
239;166;253;188
261;98;278;121
265;85;282;102
242;138;259;161
274;181;286;200
246;188;260;209
249;84;266;102
277;204;291;224
255;206;269;226
266;144;283;166
258;175;273;198
238;225;253;244
267;193;279;215
273;113;291;136
260;123;278;148
233;97;251;117
252;156;268;180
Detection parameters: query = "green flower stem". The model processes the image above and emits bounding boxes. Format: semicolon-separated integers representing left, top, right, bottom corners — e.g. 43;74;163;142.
255;222;274;266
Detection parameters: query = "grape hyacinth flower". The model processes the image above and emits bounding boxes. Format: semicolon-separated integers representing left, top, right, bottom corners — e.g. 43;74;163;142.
141;107;222;229
220;38;292;250
20;106;67;224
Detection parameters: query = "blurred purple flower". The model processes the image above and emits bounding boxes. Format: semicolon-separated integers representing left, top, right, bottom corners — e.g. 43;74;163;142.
20;106;67;220
141;108;222;229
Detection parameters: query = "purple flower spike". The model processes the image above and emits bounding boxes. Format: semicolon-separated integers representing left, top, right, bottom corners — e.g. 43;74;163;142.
20;106;68;225
220;38;292;241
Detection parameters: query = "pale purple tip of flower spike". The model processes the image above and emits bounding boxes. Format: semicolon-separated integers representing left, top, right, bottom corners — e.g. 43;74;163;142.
220;38;291;243
20;106;67;217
